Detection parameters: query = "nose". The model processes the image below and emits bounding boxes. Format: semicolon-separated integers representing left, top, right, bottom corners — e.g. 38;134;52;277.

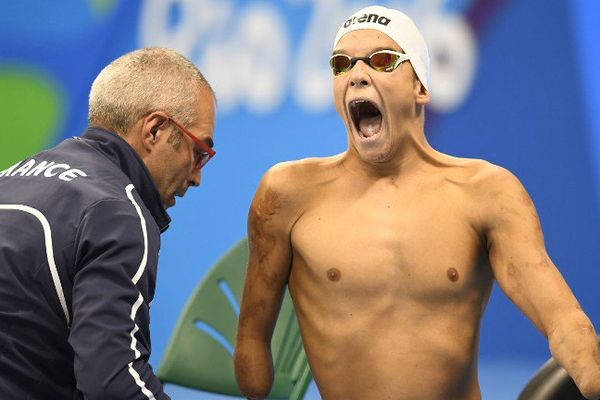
349;60;372;88
189;169;201;187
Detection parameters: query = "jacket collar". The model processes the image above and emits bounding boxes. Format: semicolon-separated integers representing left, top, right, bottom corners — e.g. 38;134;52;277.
81;127;171;232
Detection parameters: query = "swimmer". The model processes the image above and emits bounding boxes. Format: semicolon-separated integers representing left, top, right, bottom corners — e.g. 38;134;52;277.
234;6;600;399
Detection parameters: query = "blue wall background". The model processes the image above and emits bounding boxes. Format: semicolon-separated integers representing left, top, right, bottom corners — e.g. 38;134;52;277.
1;1;599;398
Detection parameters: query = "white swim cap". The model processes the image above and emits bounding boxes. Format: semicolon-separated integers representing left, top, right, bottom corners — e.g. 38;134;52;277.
333;5;430;91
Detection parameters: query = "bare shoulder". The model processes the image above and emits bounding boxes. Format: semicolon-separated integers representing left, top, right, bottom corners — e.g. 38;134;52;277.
460;159;528;202
251;155;342;231
457;159;539;237
433;153;534;226
435;153;523;194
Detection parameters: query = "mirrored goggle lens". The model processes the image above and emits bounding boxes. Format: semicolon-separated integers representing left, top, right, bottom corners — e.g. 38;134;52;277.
370;52;400;71
330;55;352;75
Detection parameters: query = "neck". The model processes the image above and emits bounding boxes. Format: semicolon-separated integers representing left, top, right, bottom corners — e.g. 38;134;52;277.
344;122;439;179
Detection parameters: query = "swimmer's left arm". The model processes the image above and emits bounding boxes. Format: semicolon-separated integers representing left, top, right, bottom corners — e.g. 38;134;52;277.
479;166;600;400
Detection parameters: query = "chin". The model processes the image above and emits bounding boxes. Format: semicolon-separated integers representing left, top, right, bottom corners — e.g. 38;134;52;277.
347;119;395;165
350;132;394;164
163;196;176;209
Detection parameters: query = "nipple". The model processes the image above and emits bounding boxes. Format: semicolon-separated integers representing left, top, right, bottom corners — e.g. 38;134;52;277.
327;268;341;282
447;268;459;282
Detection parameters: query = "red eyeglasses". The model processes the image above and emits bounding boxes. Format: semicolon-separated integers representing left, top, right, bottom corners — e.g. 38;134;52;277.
167;116;215;170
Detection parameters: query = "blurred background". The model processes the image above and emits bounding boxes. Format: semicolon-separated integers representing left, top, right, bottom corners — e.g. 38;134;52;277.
1;0;599;398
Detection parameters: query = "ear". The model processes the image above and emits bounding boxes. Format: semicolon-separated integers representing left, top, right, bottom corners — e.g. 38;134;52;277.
414;80;430;106
139;112;169;153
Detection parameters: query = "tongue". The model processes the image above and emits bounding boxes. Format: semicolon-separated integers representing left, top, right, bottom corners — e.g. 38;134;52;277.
359;115;382;137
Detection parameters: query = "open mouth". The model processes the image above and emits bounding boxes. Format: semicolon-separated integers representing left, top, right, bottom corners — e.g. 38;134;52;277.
348;99;383;138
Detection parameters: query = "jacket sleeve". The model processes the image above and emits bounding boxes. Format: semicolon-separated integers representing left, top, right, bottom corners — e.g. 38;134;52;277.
68;198;170;400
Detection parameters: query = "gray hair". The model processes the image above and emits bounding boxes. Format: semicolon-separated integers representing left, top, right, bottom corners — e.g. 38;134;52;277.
88;47;214;135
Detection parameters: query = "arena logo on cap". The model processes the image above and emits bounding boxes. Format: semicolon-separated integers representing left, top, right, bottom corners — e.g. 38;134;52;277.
343;13;391;29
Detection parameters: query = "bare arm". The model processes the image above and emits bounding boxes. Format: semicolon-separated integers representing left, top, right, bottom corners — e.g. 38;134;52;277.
481;167;600;399
234;166;297;399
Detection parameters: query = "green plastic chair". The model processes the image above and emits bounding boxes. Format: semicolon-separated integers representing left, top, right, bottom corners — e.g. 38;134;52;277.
157;238;312;399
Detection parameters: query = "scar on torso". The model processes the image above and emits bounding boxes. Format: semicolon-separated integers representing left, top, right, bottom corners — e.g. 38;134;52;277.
327;268;341;282
447;268;459;282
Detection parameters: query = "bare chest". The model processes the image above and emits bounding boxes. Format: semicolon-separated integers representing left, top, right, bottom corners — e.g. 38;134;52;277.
290;185;488;301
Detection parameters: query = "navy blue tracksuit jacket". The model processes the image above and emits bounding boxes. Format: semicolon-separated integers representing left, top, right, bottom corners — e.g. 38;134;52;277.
0;128;172;399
